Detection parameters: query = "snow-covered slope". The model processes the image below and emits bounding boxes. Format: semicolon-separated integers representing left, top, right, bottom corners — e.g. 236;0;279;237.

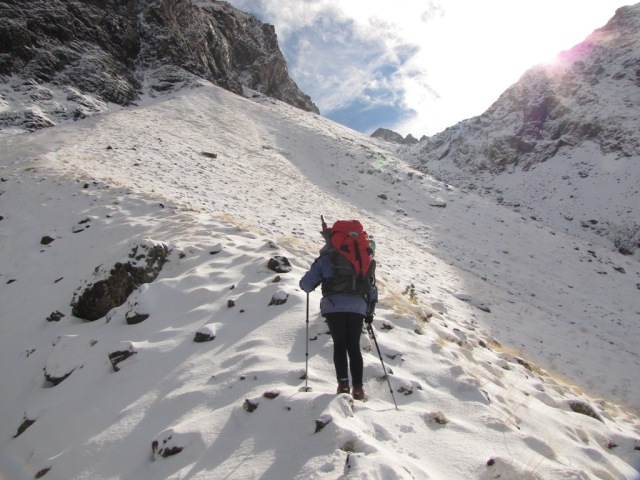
1;84;639;479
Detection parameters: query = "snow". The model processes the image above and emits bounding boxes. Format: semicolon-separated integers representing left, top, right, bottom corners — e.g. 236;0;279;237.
1;82;639;479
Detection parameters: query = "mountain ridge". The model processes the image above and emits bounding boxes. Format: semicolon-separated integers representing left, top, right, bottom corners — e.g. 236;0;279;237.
394;3;640;257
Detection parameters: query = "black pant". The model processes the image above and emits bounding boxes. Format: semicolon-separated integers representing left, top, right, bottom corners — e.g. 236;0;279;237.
325;312;364;387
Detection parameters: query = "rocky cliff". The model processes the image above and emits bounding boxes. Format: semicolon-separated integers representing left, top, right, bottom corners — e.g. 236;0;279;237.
0;0;318;132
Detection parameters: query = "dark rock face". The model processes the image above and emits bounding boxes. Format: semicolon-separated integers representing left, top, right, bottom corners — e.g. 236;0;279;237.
71;242;170;321
371;128;419;145
0;0;317;130
0;0;142;104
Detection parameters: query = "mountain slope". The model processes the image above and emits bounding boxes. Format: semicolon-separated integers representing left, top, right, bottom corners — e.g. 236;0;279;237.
402;3;640;257
1;82;639;479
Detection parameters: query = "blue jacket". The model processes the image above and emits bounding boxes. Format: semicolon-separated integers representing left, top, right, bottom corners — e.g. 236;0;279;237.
299;254;378;317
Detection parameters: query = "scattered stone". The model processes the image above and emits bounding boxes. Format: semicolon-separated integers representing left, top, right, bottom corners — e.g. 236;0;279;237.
381;321;394;330
267;256;292;273
487;458;496;466
46;311;65;322
227;299;235;308
7;279;17;284
378;193;388;200
108;344;137;372
268;291;289;306
272;275;281;283
194;324;217;343
125;312;149;325
263;390;280;399
151;434;183;459
244;398;259;412
315;414;332;433
45;368;75;386
14;416;36;438
515;357;533;372
201;151;218;159
35;468;51;479
40;235;55;245
428;199;447;208
424;411;449;425
568;399;604;423
397;386;413;396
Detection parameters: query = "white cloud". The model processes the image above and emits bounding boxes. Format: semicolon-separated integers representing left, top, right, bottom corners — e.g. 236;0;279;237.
226;0;632;136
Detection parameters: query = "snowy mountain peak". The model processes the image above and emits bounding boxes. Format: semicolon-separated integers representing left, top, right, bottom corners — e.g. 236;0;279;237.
403;3;640;257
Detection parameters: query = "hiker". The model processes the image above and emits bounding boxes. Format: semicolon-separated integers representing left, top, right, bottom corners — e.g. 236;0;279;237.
299;219;378;401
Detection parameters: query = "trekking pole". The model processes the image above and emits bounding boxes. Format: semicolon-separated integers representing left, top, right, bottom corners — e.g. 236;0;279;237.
368;324;398;410
302;292;312;392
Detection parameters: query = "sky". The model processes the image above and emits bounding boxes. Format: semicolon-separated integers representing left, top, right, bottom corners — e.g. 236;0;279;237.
224;0;633;137
1;77;640;479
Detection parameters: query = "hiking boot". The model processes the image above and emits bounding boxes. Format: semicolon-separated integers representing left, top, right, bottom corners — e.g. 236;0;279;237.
352;386;365;401
337;382;350;395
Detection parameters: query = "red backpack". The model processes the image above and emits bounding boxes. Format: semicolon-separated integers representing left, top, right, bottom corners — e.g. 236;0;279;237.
320;218;375;297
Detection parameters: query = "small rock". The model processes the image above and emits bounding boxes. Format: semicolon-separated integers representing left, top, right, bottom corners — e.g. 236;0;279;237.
46;311;65;322
194;331;216;342
315;415;333;433
125;312;149;325
35;468;51;479
40;235;55;245
244;399;259;412
268;291;289;306
151;436;183;459
267;256;292;273
108;346;137;372
424;411;449;425
263;390;280;399
14;416;36;438
568;399;604;423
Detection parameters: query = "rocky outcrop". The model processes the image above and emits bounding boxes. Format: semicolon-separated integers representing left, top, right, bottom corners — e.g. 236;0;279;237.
371;128;419;145
0;0;317;132
71;241;170;321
